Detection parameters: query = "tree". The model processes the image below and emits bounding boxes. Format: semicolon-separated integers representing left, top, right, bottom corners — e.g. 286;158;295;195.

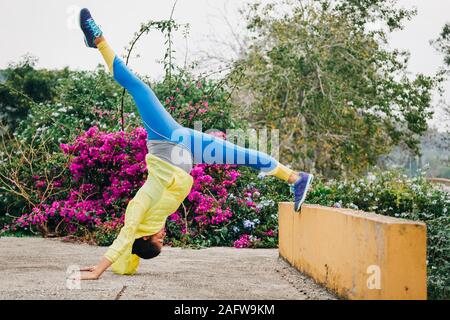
433;22;450;126
0;55;63;134
434;23;450;68
232;0;439;177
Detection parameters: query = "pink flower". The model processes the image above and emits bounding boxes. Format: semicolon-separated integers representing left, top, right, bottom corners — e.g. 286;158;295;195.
264;230;275;237
60;143;70;154
169;212;181;222
234;234;251;248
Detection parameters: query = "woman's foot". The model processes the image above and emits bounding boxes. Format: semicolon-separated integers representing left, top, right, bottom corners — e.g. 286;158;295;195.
292;172;314;212
79;8;103;48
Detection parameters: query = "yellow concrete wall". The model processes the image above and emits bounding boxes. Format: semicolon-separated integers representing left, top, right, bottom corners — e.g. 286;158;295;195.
278;203;427;300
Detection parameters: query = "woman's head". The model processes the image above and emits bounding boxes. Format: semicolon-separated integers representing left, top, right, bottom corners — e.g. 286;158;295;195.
132;228;166;259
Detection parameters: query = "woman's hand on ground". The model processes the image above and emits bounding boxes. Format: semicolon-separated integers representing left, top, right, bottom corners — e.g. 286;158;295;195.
79;265;101;280
79;270;100;280
68;266;100;281
68;257;112;281
80;265;97;272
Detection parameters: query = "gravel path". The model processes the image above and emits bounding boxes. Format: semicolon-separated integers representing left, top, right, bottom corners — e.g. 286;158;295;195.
0;237;336;300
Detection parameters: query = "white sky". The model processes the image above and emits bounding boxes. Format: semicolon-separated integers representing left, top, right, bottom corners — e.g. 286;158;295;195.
0;0;449;131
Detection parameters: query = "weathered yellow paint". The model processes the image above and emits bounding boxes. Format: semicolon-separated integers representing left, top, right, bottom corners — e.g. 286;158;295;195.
278;203;294;265
279;203;427;300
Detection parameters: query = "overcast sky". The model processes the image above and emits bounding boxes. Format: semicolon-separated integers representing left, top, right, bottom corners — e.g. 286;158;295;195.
0;0;449;131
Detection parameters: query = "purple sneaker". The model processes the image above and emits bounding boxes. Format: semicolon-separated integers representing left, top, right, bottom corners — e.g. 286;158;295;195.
79;8;103;48
293;172;314;212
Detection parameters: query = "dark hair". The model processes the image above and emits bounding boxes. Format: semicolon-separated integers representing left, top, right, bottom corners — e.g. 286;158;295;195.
132;237;161;259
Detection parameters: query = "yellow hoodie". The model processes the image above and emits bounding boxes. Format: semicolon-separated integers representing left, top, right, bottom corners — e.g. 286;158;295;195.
103;153;193;275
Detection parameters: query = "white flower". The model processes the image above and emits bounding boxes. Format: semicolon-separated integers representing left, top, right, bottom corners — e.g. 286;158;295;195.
259;199;275;208
333;202;342;208
258;172;267;179
243;220;255;229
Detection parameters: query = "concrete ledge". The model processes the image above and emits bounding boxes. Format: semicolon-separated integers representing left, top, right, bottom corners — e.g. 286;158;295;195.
278;203;427;300
428;177;450;186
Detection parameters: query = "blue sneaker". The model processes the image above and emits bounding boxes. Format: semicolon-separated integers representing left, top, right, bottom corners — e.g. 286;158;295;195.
292;172;314;212
79;8;103;48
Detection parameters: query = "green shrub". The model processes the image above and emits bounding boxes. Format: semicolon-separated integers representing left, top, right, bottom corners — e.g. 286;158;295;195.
15;67;129;148
152;69;244;131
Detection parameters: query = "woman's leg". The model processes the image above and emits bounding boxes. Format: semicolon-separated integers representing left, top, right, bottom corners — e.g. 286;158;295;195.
97;39;181;140
95;44;298;182
80;8;312;210
100;46;300;183
170;128;297;182
177;128;313;211
80;9;298;182
78;8;172;139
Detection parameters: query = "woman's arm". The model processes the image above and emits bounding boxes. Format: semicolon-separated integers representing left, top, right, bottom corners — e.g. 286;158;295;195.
75;199;146;280
78;256;112;280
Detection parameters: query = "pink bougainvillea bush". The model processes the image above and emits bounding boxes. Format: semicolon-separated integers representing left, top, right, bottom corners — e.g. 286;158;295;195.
2;126;149;244
2;126;283;248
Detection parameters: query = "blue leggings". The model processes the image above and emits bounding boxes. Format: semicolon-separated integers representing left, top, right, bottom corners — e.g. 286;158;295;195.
113;57;278;172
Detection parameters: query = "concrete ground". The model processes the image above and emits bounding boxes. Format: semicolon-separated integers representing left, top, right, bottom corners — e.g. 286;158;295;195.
0;237;336;300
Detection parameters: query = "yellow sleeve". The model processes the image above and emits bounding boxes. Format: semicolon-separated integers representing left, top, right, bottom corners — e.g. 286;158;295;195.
111;250;140;275
104;199;146;263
